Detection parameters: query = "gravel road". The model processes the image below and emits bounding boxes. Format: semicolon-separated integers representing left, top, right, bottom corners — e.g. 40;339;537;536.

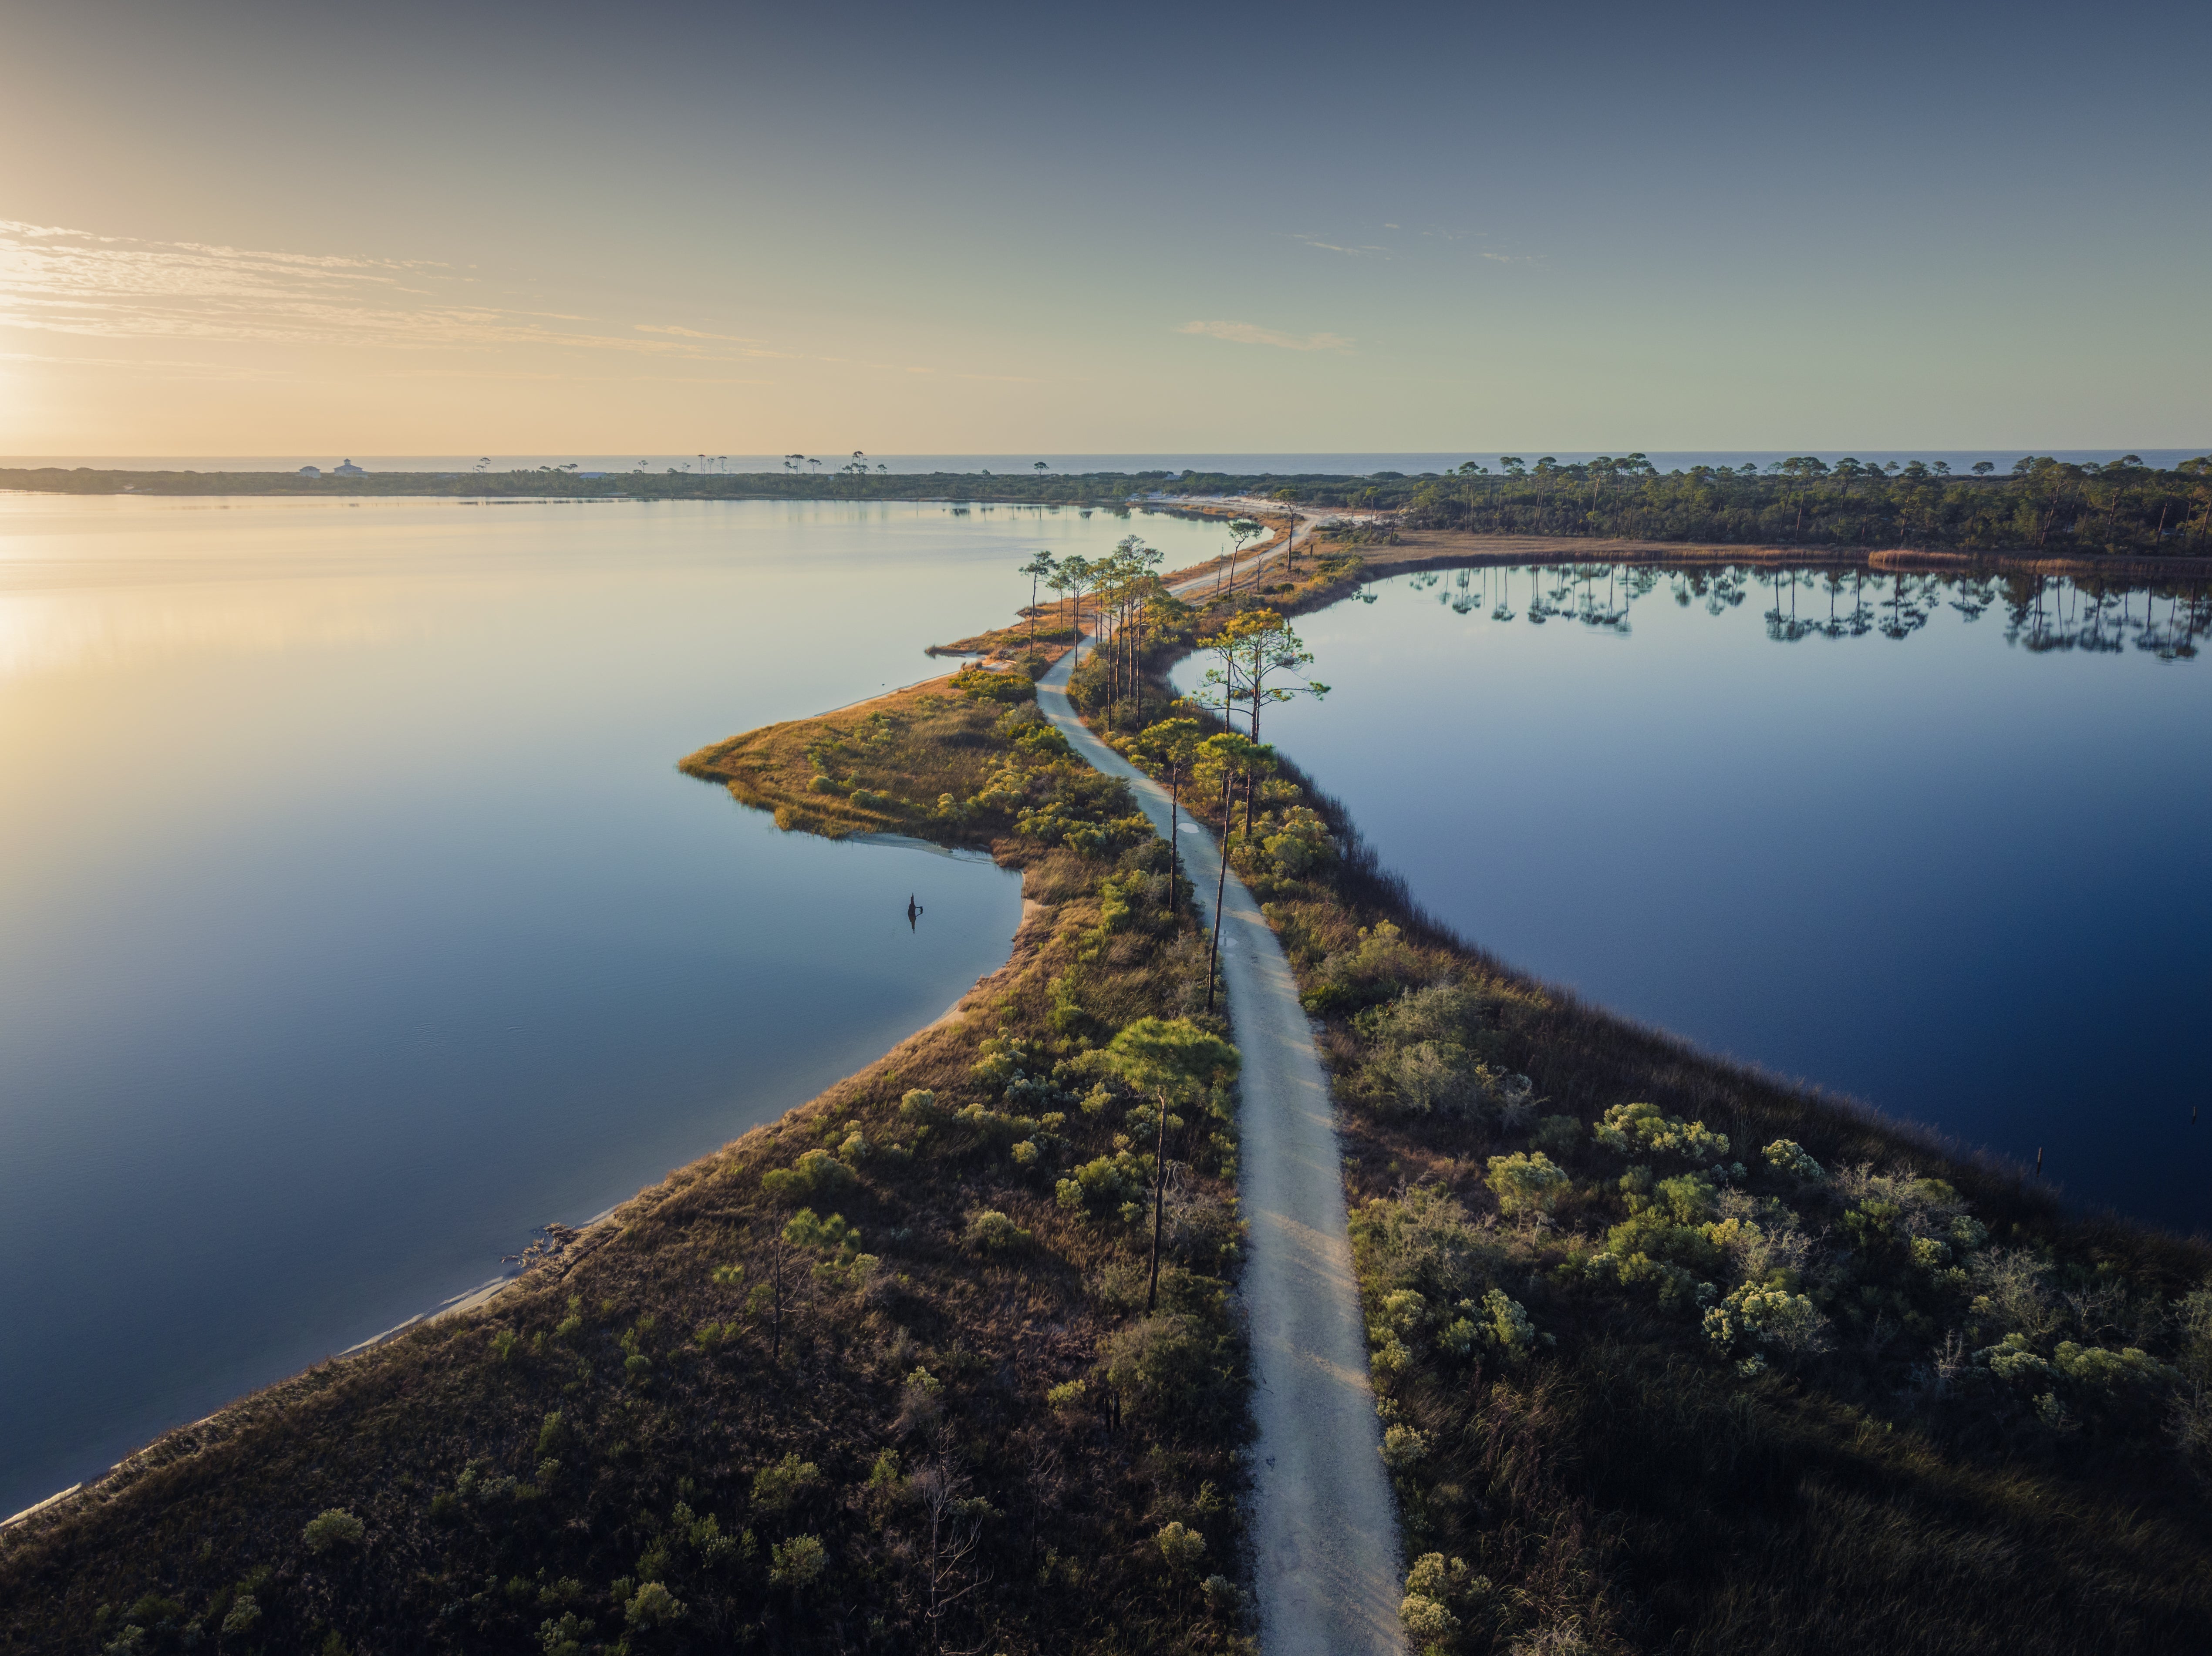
1036;647;1404;1655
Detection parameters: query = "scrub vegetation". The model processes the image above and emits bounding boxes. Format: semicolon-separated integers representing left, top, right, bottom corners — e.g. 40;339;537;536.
1098;605;2212;1654
0;670;1254;1656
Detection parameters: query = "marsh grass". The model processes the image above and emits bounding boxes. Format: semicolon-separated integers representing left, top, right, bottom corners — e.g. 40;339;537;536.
681;679;1016;842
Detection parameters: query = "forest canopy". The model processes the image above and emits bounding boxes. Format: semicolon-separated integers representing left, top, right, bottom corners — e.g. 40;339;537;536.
1202;454;2212;559
8;454;2208;558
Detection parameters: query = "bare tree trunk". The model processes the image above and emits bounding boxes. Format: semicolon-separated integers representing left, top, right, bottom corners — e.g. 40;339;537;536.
916;1458;987;1654
1204;767;1232;1013
1133;603;1144;723
1146;1094;1169;1312
1167;772;1180;915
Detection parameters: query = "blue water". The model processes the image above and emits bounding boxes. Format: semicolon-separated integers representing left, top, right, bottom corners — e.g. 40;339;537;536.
1181;563;2212;1236
0;495;1231;1518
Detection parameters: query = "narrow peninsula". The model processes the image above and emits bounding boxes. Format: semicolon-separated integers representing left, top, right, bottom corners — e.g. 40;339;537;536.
5;547;2210;1656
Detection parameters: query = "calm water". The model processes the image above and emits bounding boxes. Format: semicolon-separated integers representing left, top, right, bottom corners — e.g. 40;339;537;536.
1183;564;2212;1234
0;495;1227;1518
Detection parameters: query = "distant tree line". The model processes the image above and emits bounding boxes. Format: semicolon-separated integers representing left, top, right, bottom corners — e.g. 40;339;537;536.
12;455;2210;556
1245;454;2212;558
0;466;1164;507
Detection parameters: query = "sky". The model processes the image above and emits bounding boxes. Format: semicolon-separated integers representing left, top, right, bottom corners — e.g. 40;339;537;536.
2;0;2206;457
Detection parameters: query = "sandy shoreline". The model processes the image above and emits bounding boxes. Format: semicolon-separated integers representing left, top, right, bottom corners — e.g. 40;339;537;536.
2;839;1043;1543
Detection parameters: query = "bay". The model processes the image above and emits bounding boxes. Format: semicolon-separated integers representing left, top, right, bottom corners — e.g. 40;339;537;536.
0;495;1225;1518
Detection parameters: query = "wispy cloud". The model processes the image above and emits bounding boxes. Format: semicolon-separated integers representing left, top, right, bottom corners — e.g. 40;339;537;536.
0;222;762;360
0;346;297;382
632;323;762;343
1177;320;1353;353
0;222;1052;389
1290;233;1389;258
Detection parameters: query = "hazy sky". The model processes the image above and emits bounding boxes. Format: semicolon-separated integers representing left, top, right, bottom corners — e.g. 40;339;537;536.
3;0;2205;456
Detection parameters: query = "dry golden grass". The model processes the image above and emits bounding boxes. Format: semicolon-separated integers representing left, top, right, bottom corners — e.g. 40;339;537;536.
681;683;1008;841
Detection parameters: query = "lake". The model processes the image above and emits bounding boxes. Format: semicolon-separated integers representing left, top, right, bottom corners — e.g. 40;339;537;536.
1180;561;2212;1236
0;494;1228;1519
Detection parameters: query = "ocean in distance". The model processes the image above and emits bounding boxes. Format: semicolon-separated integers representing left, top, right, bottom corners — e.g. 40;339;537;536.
7;451;2204;478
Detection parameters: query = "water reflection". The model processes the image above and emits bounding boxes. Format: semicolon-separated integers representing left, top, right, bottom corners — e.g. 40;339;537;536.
1187;560;2212;1236
1407;562;2210;658
0;494;1234;1519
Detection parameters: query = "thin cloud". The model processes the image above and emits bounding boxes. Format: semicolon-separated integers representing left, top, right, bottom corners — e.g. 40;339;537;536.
1291;234;1389;258
633;323;763;343
1177;320;1353;353
0;347;294;381
0;222;745;359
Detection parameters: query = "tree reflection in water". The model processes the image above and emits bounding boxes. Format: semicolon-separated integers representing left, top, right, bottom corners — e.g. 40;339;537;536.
1399;563;2210;663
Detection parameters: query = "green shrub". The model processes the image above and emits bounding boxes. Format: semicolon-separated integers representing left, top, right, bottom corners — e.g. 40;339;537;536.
965;1209;1033;1251
1259;805;1336;876
1476;1288;1541;1360
624;1580;685;1629
751;1453;821;1515
953;664;1035;703
1155;1520;1207;1575
1301;920;1426;1014
761;1148;858;1202
1704;1282;1828;1358
220;1595;262;1636
1379;1424;1427;1470
1594;1101;1730;1163
1486;1151;1568;1222
1400;1590;1459;1642
300;1508;364;1555
538;1611;593;1656
1350;1185;1492;1301
899;1087;946;1123
1102;1313;1226;1424
770;1535;827;1590
1763;1138;1824;1181
1056;1150;1150;1221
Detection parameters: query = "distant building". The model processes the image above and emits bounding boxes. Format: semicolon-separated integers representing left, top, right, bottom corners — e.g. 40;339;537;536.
333;459;365;477
577;471;607;480
297;465;321;478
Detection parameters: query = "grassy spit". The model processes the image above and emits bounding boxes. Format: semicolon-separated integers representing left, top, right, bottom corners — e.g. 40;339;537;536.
10;545;2209;1655
0;669;1255;1656
1086;553;2212;1655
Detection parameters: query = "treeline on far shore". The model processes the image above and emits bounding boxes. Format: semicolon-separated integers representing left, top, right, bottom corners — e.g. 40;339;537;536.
10;454;2212;559
1276;454;2212;559
0;466;1159;508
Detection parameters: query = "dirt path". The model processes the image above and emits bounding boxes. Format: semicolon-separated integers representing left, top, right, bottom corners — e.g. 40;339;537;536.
1036;648;1403;1655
